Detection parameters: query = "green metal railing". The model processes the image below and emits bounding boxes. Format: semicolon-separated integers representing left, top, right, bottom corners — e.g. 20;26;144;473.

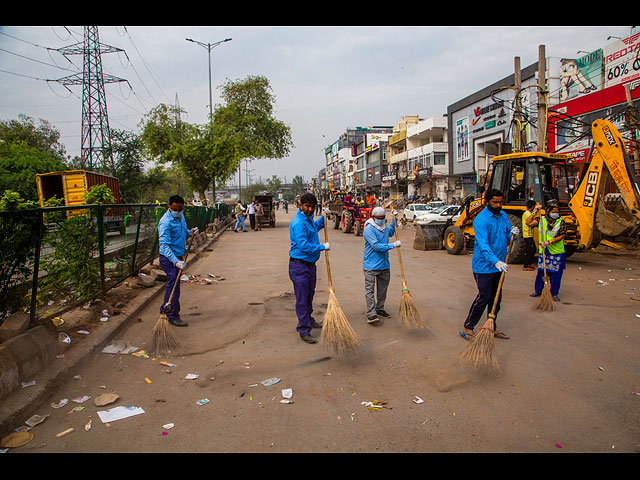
0;202;231;326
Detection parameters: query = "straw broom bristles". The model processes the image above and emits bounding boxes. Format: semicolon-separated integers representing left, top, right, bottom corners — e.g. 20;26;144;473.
320;290;360;355
391;205;427;329
398;286;427;329
459;314;500;371
151;311;179;354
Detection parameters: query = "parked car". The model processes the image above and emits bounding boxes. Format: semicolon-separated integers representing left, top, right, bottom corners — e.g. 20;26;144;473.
425;201;446;211
414;205;461;225
403;203;430;221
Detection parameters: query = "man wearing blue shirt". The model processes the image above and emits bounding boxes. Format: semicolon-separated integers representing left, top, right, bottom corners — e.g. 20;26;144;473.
460;189;518;341
289;193;330;343
363;207;401;323
158;195;197;327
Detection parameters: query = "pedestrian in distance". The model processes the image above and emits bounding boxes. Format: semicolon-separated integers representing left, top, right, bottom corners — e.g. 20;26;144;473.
254;201;264;231
284;200;289;214
522;200;540;270
362;206;401;324
528;202;566;302
247;200;256;230
234;199;247;232
460;189;519;341
157;195;198;327
288;192;330;344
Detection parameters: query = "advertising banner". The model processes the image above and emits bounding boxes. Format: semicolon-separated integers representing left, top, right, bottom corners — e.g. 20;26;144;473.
559;50;602;102
604;32;640;88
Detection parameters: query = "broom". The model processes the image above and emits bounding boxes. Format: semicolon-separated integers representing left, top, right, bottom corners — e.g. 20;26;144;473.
533;235;554;312
391;204;427;329
459;234;516;371
320;205;360;355
151;231;196;354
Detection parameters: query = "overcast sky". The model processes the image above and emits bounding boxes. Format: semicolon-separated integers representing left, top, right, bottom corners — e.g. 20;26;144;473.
0;25;635;186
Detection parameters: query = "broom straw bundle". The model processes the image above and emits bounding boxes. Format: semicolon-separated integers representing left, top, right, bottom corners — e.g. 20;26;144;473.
320;206;360;354
151;231;195;354
459;234;516;371
391;205;427;329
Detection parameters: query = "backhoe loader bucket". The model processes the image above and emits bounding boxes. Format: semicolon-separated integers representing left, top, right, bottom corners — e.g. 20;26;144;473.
413;223;445;250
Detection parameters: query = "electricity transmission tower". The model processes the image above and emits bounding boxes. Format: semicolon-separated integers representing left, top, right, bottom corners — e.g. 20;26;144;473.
55;26;128;170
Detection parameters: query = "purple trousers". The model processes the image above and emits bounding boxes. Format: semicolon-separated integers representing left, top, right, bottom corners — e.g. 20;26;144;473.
159;255;181;322
288;259;317;336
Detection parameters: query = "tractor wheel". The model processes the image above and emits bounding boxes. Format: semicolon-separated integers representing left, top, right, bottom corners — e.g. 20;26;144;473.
444;225;464;255
333;212;340;229
341;210;354;233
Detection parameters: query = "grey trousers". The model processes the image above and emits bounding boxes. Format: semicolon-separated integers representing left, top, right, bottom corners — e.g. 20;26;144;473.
364;269;390;318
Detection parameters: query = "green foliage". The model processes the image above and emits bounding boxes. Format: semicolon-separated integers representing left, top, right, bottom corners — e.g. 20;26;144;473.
0;191;41;322
84;184;115;204
39;212;102;305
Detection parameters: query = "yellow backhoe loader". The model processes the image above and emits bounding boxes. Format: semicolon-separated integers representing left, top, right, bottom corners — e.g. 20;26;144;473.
439;119;640;263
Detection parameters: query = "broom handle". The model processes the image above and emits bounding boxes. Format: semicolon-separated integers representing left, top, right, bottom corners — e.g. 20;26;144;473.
165;229;196;310
390;204;407;288
322;205;334;293
489;233;516;317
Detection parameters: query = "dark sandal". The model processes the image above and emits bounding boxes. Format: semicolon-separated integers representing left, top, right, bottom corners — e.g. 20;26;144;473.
459;331;474;341
494;332;510;339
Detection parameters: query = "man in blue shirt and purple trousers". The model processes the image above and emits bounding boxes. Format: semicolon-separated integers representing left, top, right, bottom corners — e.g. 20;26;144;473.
460;189;518;342
289;193;330;344
158;195;198;327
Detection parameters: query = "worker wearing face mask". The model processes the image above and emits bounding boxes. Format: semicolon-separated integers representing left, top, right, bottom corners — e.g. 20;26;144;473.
527;201;566;302
157;195;199;327
362;206;400;324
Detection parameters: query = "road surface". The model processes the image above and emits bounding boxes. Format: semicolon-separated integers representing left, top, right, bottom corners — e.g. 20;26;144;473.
6;209;640;453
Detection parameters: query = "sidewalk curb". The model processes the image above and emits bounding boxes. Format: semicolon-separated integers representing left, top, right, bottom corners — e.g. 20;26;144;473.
0;223;230;438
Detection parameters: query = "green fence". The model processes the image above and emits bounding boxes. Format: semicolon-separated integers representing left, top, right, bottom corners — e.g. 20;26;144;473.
0;202;231;327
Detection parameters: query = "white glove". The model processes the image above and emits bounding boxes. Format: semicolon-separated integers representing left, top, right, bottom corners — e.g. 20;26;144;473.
394;240;402;248
495;261;509;272
511;226;520;236
392;209;398;216
190;227;199;235
175;260;187;270
323;242;330;251
323;207;331;215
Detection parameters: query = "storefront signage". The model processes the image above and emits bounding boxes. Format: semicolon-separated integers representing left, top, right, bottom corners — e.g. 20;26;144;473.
604;32;640;88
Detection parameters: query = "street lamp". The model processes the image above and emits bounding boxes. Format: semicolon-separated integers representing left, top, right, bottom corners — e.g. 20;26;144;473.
185;37;232;119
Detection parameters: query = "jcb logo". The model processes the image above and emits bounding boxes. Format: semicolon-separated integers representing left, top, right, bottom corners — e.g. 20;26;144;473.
583;171;599;207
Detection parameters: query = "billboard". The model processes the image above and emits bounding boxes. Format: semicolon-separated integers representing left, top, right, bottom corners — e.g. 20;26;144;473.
604;32;640;88
559;50;602;102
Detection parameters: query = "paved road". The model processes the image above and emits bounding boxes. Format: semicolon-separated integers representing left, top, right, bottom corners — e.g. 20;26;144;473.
5;208;640;453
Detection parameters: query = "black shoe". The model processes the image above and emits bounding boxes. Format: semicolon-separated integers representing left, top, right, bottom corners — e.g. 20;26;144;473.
376;310;391;318
311;320;323;328
169;318;189;327
530;292;541;297
300;334;316;344
367;315;380;324
553;296;561;302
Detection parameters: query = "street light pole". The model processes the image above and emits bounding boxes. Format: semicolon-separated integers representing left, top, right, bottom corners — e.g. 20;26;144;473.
185;37;231;118
185;36;232;202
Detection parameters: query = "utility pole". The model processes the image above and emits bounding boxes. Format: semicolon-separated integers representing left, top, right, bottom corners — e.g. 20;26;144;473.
514;56;522;153
55;26;127;170
537;45;547;153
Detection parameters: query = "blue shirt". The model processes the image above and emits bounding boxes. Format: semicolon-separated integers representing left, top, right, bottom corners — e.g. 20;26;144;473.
471;206;512;274
289;209;326;263
363;220;396;271
158;209;190;265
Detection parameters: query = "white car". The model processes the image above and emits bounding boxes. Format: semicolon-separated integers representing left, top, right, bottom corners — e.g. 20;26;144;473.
414;205;461;225
403;204;430;221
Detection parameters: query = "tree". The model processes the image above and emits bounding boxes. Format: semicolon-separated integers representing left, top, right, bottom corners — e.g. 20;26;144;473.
0;114;68;163
265;175;282;195
99;128;146;203
212;75;293;183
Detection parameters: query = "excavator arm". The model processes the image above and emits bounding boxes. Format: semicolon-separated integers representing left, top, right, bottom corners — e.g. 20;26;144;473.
569;119;640;249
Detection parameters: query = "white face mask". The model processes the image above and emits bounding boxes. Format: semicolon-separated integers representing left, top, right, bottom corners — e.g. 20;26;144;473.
170;210;182;219
549;212;559;219
374;218;385;226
